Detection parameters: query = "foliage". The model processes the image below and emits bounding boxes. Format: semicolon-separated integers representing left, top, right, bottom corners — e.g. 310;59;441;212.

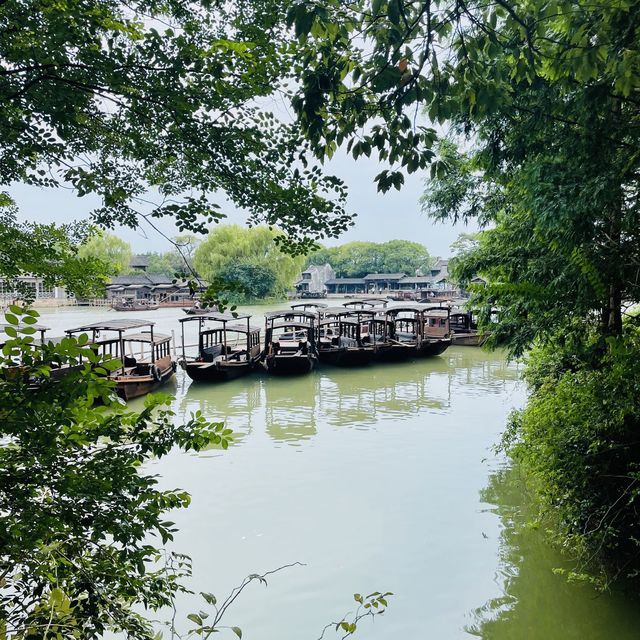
307;240;432;277
501;325;640;588
0;194;108;301
77;230;132;276
285;0;640;190
0;0;352;251
0;306;229;638
318;591;393;640
216;261;277;301
193;225;305;302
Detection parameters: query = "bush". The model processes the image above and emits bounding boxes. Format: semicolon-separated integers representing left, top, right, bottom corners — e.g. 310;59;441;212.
502;325;640;587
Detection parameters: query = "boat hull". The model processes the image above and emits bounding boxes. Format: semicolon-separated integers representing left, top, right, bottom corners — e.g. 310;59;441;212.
452;333;486;347
263;354;317;375
112;303;159;311
374;343;414;362
184;360;254;382
318;347;375;367
417;338;452;357
114;364;175;400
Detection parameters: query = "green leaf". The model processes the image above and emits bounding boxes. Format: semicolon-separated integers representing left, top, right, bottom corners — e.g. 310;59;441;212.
187;613;203;625
231;627;242;639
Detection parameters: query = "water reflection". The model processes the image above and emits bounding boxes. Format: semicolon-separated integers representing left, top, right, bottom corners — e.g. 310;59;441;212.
175;347;518;448
467;466;640;639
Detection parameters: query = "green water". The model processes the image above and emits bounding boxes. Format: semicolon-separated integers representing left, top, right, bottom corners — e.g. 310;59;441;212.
35;305;640;637
137;346;640;639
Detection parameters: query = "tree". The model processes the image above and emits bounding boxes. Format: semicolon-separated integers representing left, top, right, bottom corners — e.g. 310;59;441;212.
0;306;228;638
0;193;107;301
77;231;132;276
379;240;432;275
306;240;432;277
193;225;306;301
217;261;278;299
0;0;352;251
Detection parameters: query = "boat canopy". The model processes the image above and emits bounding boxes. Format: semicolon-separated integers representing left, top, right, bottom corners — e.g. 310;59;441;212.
343;298;389;308
179;312;251;324
291;302;327;309
322;307;377;317
269;321;315;332
264;310;317;321
1;322;50;332
201;322;260;335
120;332;171;344
66;319;154;334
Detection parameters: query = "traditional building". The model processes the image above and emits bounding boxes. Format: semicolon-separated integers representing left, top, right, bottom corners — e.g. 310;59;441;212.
324;277;366;294
0;276;68;303
105;274;204;305
295;264;335;296
363;273;406;293
129;255;150;272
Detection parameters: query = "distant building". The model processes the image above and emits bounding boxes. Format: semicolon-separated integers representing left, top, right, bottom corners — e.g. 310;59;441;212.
324;278;366;294
363;273;406;293
429;258;450;288
295;264;335;296
106;274;204;304
0;276;68;302
129;255;149;272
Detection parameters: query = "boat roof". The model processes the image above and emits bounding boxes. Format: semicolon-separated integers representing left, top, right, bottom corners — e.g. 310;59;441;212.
342;298;388;307
179;312;251;324
66;319;154;333
0;322;50;332
121;332;171;344
384;305;423;314
322;306;377;317
264;310;316;321
201;323;260;334
269;322;313;331
290;302;327;309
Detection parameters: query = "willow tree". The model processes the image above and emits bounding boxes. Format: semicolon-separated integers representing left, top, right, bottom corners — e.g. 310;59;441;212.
193;225;306;300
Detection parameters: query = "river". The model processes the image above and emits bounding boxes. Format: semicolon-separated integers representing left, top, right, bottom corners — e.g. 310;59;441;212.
33;304;640;639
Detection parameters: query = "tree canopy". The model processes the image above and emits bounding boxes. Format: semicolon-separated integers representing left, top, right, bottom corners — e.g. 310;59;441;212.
193;225;306;301
0;0;351;252
0;194;107;300
307;240;432;277
77;231;132;276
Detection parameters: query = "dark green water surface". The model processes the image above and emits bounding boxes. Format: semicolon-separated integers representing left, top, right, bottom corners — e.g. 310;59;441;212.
39;306;640;638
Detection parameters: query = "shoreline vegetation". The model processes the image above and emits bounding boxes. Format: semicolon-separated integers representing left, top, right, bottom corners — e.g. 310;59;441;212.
1;0;640;637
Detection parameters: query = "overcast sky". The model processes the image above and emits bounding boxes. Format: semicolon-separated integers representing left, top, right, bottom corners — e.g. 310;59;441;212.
9;147;475;259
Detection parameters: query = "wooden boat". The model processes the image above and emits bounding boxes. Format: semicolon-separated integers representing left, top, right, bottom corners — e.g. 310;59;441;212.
342;298;389;310
183;305;215;315
291;302;328;311
316;308;376;366
385;305;452;357
111;299;159;311
65;319;175;400
262;310;318;375
449;310;487;347
371;313;414;362
178;313;261;382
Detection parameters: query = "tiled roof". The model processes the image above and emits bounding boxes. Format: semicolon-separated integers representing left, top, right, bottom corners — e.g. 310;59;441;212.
363;273;406;280
129;254;150;267
325;278;366;285
398;276;433;284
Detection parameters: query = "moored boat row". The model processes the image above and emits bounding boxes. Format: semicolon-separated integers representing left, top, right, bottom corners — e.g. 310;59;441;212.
1;300;487;400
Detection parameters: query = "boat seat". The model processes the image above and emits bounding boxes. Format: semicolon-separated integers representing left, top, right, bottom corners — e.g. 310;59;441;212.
124;355;137;367
202;344;224;362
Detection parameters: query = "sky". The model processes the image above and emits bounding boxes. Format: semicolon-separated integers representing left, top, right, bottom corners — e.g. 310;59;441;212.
9;148;476;260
